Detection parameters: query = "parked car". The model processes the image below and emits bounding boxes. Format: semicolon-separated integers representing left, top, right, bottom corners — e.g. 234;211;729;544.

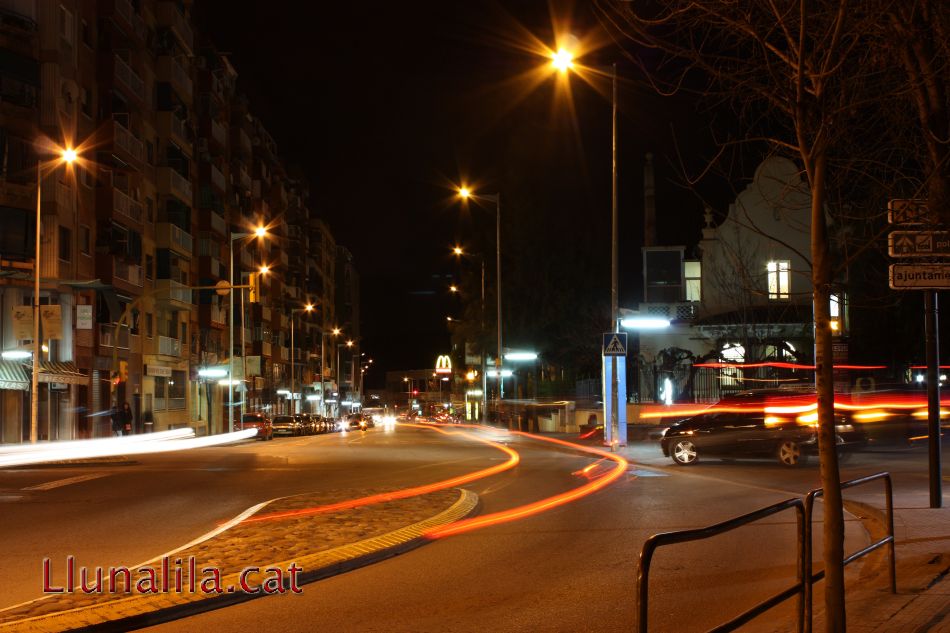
660;410;866;467
272;415;302;437
300;414;321;435
241;413;273;441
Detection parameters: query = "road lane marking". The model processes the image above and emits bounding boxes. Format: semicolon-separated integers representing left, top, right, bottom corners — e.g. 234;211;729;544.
21;472;111;491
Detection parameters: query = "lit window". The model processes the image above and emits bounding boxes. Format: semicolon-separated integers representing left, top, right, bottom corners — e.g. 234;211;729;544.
684;261;701;302
830;294;840;317
767;260;790;300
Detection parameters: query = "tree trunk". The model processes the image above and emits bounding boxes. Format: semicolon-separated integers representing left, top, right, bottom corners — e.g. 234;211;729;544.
811;151;847;632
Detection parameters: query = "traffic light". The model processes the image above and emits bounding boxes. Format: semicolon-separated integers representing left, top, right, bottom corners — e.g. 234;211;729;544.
248;272;260;303
412;389;419;396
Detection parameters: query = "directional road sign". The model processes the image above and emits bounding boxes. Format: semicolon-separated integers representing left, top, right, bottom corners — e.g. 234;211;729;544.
602;332;628;356
888;231;950;258
888;199;934;225
889;264;950;290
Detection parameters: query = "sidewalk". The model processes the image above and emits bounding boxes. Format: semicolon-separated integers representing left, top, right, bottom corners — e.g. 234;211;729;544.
607;431;950;632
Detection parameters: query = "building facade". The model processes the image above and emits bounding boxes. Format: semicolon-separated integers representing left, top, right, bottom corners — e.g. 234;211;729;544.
0;0;355;442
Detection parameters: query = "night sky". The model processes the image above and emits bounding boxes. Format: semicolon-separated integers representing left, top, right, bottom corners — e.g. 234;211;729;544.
193;1;732;387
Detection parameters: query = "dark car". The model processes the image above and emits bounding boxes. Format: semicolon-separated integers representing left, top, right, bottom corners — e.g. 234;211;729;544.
347;414;369;431
272;415;302;436
660;410;866;467
241;413;273;441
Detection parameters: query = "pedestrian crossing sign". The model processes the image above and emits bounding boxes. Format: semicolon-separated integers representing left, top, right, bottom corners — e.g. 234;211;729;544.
602;332;627;356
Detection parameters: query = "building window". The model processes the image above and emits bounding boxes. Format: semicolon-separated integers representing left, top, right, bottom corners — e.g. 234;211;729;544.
145;254;153;280
767;260;790;300
58;226;71;261
80;18;91;47
79;225;90;256
59;5;74;46
830;293;841;332
684;260;701;302
79;86;92;118
168;370;186;409
145;312;153;338
146;197;154;222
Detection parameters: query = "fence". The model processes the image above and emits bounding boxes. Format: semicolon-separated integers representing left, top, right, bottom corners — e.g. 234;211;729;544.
637;472;896;633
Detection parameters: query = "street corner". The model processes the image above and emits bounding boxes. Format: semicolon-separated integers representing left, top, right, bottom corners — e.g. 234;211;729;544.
0;487;479;632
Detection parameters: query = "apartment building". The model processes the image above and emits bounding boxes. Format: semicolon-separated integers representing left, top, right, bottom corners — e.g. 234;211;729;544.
0;0;354;442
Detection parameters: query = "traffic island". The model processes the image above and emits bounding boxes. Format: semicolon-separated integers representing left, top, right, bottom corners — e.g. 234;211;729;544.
0;487;478;632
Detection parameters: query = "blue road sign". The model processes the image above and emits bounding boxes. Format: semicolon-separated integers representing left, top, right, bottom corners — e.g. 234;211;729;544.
602;332;628;356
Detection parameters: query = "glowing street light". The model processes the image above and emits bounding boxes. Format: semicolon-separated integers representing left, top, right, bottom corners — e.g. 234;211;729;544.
455;185;503;411
551;48;574;72
289;303;317;415
30;143;81;443
228;225;268;433
543;36;623;448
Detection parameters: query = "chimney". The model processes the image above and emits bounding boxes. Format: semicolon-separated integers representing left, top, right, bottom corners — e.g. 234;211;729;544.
643;152;656;247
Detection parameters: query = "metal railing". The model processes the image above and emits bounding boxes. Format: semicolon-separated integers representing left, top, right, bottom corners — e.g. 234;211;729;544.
636;472;896;633
637;498;806;633
803;472;896;632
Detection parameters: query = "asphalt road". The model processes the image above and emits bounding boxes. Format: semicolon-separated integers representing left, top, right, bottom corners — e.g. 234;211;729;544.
2;425;941;631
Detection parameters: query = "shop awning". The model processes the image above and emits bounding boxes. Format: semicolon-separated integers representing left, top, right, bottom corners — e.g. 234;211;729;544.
37;361;87;385
0;360;29;391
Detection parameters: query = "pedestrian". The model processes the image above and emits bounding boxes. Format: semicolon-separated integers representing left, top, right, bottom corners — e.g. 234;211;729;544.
110;406;123;437
121;402;134;436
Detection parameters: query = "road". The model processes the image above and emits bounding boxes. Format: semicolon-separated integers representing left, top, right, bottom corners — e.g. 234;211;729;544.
2;425;940;631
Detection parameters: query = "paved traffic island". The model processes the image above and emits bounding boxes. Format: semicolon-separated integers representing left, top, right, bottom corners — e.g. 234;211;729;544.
0;487;478;632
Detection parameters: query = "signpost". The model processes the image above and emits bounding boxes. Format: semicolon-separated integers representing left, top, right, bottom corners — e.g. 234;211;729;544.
889;198;942;508
887;198;935;225
889;264;950;289
888;231;950;257
602;332;627;447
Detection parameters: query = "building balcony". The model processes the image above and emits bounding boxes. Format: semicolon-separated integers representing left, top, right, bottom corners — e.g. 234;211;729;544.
158;167;193;205
262;341;272;358
211;119;227;148
158;335;181;357
234;128;252;157
111;0;147;41
638;301;700;322
209;210;226;237
156;222;193;258
155;279;192;311
158;55;193;102
113;260;143;287
112;120;145;165
210;164;226;192
199;303;227;329
235;165;252;192
112;188;143;225
157;111;190;149
114;55;145;103
157;1;194;53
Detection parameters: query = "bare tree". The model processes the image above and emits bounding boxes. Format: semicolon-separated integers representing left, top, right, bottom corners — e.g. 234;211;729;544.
595;2;893;629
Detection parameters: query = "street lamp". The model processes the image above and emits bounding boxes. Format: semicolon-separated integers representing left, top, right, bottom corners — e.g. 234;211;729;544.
550;41;623;447
453;246;489;424
457;187;504;414
31;146;78;443
290;303;315;416
228;225;267;433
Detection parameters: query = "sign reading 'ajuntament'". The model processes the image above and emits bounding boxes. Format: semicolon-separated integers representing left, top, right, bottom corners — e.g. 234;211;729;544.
889;264;950;290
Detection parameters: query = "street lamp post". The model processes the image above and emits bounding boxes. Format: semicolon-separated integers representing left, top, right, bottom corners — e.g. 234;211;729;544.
336;338;354;415
452;247;489;424
551;47;623;447
458;189;503;420
228;227;266;433
31;147;78;443
289;304;314;416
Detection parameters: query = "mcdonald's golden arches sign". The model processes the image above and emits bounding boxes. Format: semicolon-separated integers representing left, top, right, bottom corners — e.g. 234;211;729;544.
435;355;452;374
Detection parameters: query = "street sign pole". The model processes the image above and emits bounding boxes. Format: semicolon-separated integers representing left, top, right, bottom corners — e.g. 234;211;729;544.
889;199;943;507
925;291;942;508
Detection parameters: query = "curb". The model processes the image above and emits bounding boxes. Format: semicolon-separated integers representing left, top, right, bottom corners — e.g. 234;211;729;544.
10;457;136;470
1;488;479;633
